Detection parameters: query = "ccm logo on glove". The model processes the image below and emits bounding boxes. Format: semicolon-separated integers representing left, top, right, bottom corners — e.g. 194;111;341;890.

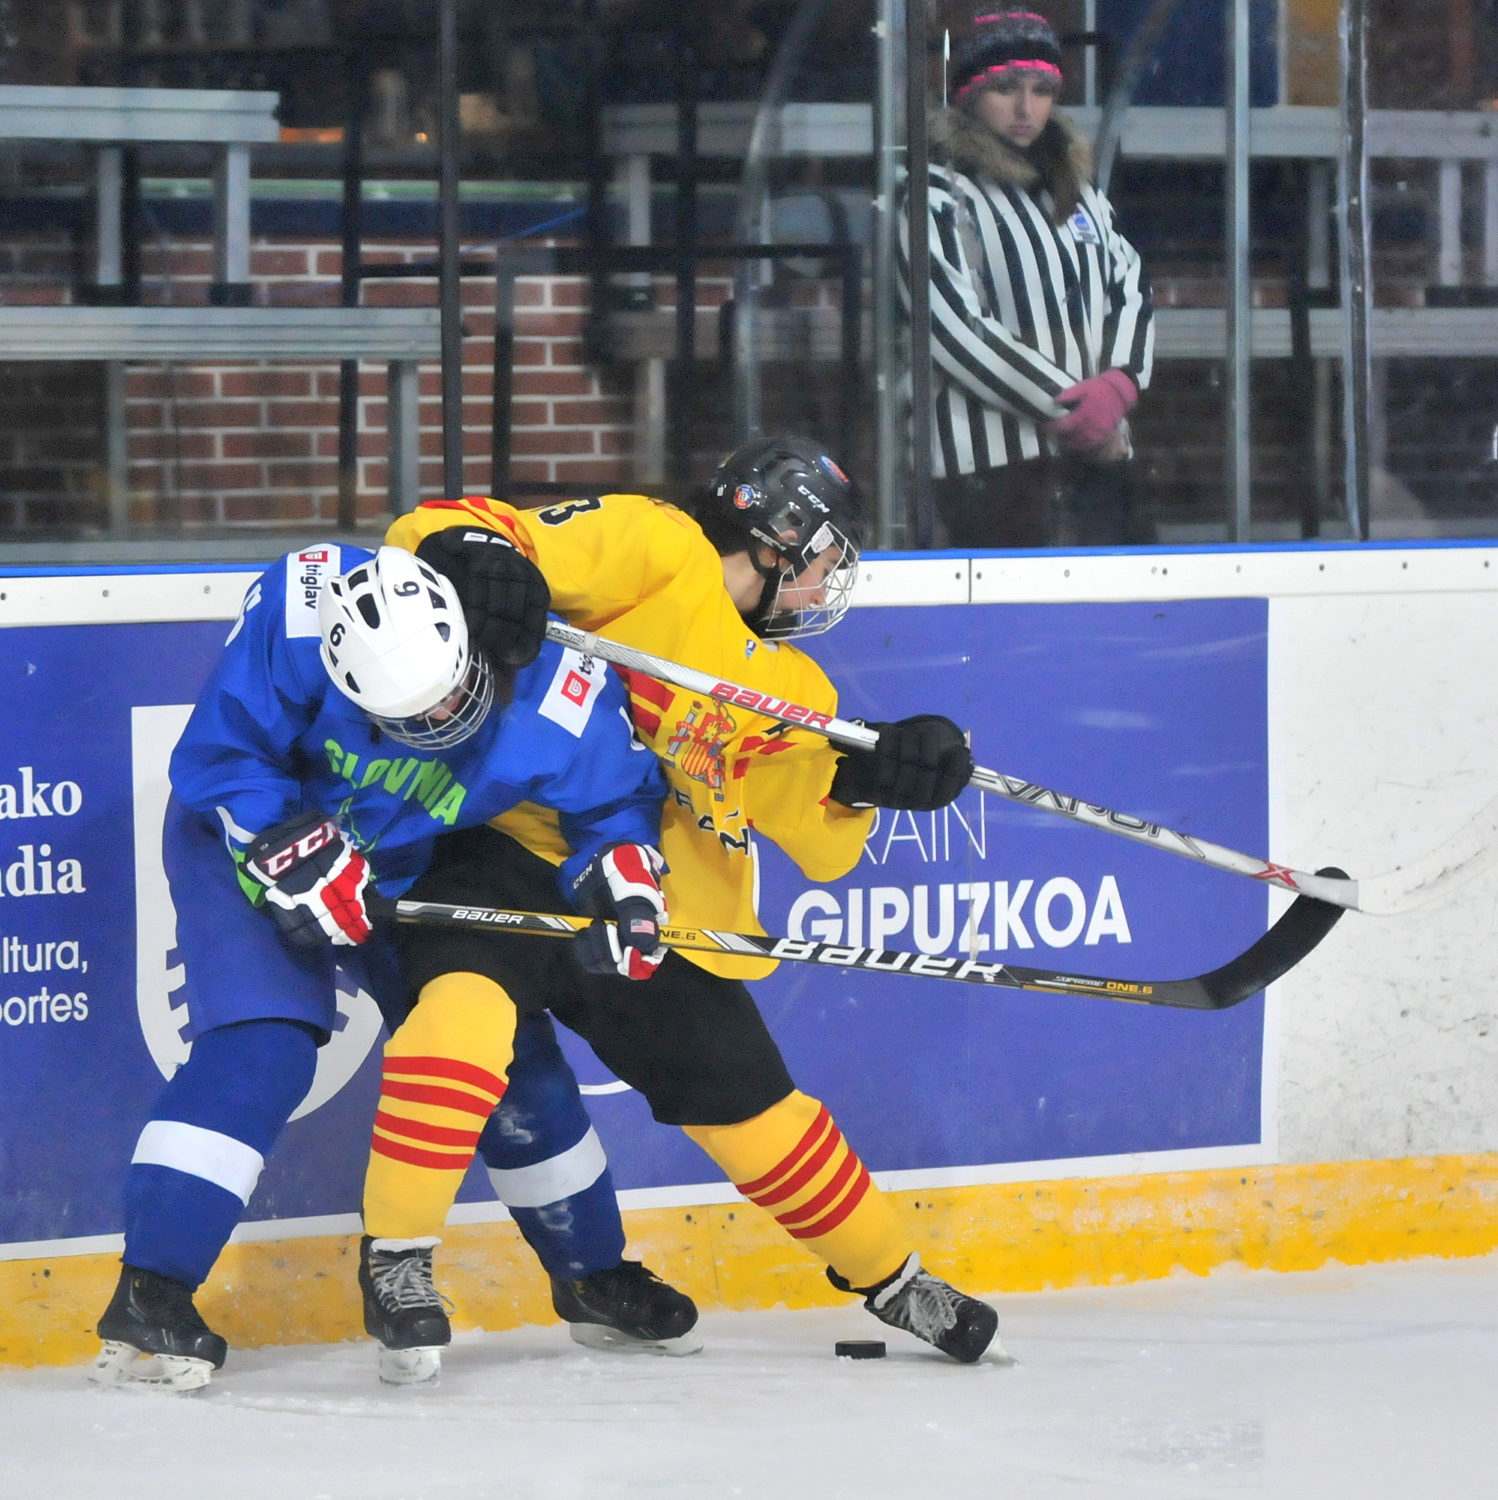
570;842;668;982
245;812;374;948
248;816;338;879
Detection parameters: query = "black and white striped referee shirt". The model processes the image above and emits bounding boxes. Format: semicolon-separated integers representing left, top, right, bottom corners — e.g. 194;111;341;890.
898;127;1155;479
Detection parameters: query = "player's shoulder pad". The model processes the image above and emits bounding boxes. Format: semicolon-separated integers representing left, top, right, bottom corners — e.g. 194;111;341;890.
531;493;704;582
275;543;367;641
641;499;728;568
507;636;620;744
597;492;700;539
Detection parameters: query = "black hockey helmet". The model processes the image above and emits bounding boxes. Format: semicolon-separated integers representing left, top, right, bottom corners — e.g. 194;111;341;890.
699;434;863;639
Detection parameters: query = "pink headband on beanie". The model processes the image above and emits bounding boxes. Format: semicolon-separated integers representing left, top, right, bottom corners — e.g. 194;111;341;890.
952;59;1063;103
949;9;1064;101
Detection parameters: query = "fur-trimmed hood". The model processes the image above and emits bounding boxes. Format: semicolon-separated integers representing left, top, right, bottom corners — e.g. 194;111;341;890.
929;105;1093;223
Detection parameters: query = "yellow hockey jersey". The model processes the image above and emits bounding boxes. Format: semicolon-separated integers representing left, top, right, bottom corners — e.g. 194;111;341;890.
386;493;874;978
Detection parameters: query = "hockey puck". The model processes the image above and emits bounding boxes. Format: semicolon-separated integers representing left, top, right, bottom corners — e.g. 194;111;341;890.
834;1340;886;1360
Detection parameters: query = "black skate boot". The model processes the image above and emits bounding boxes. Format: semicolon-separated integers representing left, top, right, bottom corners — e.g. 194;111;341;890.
551;1260;702;1356
829;1253;1006;1364
90;1264;228;1392
358;1235;452;1384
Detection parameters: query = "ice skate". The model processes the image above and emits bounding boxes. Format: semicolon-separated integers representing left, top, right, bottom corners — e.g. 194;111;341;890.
89;1265;228;1393
830;1253;1006;1364
358;1235;452;1384
551;1260;702;1355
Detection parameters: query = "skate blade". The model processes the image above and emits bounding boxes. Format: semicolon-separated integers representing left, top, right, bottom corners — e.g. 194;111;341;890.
88;1340;213;1393
567;1322;704;1357
377;1345;443;1385
979;1329;1014;1365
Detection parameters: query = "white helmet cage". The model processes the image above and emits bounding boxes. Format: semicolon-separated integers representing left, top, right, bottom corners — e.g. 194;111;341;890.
318;546;495;750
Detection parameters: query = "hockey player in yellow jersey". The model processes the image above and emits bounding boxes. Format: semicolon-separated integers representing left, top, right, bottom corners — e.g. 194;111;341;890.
377;436;1004;1363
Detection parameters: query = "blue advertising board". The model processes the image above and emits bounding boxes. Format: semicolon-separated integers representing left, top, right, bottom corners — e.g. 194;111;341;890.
0;591;1267;1249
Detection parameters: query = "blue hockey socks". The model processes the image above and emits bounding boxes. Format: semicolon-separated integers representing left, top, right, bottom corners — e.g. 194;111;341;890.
123;1019;319;1289
478;1014;626;1278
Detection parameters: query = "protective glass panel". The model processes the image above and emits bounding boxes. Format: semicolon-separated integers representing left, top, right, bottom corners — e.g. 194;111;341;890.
1364;1;1498;538
1;5;1494;555
912;2;1497;547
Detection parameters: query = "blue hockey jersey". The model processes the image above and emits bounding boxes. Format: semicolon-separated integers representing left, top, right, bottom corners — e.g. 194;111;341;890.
170;544;664;901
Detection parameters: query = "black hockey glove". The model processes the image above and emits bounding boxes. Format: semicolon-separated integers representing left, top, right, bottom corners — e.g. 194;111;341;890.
244;812;373;949
570;843;668;982
828;715;974;812
415;527;551;667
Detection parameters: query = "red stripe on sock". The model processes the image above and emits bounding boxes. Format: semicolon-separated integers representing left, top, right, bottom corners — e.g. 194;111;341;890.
379;1078;497;1117
370;1132;476;1171
779;1147;860;1230
383;1054;507;1098
373;1111;483;1149
747;1118;841;1209
735;1105;831;1198
788;1163;872;1241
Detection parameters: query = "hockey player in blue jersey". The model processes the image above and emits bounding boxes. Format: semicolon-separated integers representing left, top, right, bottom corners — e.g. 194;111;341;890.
92;543;696;1391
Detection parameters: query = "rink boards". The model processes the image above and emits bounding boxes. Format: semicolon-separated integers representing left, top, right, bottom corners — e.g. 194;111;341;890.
3;544;1497;1365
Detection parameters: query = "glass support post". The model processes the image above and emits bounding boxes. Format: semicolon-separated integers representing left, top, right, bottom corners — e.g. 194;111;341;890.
1225;0;1253;540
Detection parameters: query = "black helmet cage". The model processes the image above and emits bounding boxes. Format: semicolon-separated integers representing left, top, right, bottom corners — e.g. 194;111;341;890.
754;515;859;640
707;436;863;640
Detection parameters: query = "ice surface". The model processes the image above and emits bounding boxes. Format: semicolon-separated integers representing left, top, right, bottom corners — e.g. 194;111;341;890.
4;1254;1493;1500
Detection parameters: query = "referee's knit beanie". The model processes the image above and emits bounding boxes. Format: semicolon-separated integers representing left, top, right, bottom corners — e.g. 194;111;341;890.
950;11;1064;104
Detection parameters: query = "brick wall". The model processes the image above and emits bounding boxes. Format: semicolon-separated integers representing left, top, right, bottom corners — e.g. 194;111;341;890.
0;235;643;535
0;361;107;531
3;230;1495;540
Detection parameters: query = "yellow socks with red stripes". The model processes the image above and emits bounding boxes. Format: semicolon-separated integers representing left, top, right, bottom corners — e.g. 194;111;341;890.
363;972;517;1240
683;1090;908;1291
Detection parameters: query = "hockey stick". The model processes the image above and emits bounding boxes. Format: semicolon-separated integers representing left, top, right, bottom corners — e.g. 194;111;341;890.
543;620;1498;917
384;881;1344;1012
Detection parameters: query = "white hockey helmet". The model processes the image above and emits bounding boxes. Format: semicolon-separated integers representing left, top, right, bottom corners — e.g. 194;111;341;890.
318;546;495;750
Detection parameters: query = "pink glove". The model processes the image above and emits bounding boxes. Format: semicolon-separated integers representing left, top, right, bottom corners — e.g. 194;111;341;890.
1048;369;1138;453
